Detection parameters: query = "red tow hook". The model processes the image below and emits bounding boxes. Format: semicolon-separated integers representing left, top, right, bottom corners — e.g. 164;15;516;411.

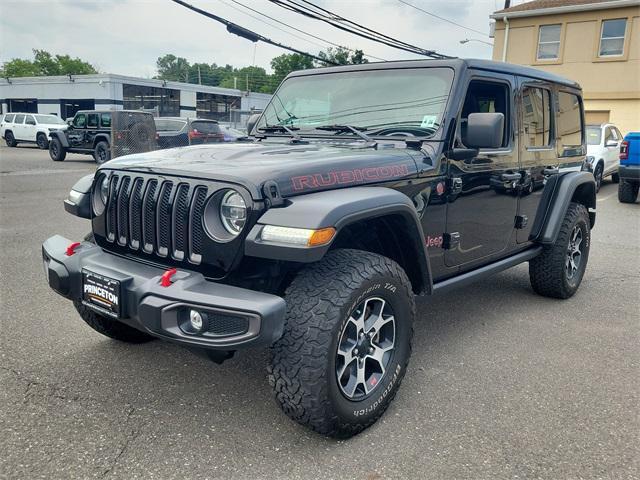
160;268;178;287
65;242;81;256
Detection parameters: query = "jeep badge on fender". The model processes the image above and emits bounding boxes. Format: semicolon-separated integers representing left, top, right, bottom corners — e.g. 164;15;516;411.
42;59;595;438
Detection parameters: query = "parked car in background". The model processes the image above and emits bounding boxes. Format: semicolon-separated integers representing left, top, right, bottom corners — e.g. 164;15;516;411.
618;132;640;203
154;117;224;149
586;123;623;191
49;110;157;164
1;113;67;149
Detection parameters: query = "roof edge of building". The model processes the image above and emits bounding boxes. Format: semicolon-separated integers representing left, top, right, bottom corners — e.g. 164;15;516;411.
491;0;640;19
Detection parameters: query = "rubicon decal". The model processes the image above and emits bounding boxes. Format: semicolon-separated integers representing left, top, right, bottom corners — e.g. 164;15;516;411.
84;284;119;307
292;164;410;191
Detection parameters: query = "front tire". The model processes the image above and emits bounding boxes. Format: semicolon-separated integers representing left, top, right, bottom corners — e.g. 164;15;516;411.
529;202;590;299
49;137;66;161
594;164;603;193
269;249;415;438
73;300;154;343
36;133;49;150
618;180;639;203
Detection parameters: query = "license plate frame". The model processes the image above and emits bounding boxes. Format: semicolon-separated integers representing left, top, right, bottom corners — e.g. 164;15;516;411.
82;269;121;318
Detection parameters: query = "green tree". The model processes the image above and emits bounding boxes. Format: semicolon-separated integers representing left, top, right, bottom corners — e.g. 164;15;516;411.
271;53;314;82
316;47;369;67
0;49;97;77
156;54;191;82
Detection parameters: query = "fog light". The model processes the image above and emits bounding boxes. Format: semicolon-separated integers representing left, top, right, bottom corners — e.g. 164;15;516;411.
189;310;205;332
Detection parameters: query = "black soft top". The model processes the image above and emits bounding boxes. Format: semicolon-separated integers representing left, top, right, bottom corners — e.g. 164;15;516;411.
288;58;581;90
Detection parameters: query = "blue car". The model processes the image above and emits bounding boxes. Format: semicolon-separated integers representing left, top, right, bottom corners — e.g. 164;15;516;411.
619;132;640;203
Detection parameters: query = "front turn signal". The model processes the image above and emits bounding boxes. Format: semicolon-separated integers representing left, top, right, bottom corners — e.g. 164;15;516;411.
260;225;336;247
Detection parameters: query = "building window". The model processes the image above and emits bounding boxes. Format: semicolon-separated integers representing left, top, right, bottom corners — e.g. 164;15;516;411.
537;24;561;60
599;18;626;56
196;92;241;121
123;84;179;117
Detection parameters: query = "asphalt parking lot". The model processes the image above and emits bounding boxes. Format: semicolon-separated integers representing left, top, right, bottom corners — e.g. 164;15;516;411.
0;143;638;480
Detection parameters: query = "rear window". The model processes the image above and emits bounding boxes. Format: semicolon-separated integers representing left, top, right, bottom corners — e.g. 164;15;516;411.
586;126;602;145
154;119;186;132
191;121;220;134
557;91;583;157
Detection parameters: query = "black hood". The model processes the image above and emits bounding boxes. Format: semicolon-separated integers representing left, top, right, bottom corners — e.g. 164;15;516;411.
101;141;424;199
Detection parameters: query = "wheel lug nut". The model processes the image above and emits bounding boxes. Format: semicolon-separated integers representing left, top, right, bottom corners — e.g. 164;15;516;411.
353;348;359;355
368;347;374;354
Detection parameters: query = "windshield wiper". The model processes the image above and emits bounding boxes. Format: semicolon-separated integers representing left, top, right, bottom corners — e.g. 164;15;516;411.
315;124;377;148
257;124;304;143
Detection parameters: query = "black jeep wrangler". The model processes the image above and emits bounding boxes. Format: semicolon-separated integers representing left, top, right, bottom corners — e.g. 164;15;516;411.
43;59;595;438
49;110;156;164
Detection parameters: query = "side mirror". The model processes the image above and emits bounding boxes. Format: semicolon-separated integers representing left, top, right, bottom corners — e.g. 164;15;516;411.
246;113;261;136
605;139;618;148
464;112;504;149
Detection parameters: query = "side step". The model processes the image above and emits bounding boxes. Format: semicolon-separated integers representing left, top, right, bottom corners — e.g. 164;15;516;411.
432;246;543;295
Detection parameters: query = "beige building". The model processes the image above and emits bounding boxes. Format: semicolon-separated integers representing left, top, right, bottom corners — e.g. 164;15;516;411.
491;0;640;135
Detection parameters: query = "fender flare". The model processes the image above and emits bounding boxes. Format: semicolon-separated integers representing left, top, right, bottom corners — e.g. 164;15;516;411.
49;130;69;148
533;171;596;244
245;186;433;293
63;174;94;219
92;134;111;148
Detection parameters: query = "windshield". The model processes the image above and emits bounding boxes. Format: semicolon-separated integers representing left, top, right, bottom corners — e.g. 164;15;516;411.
257;67;454;138
586;126;602;145
35;114;65;125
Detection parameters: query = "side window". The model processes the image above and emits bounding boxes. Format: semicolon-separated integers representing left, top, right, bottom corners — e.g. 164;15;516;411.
5;114;15;123
604;127;615;143
73;114;86;128
613;127;622;140
25;115;36;125
521;87;551;148
14;114;25;124
87;114;99;128
460;80;510;148
557;91;583;157
100;113;111;128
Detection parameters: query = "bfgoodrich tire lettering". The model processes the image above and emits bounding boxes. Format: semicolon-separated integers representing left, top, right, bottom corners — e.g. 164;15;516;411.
268;249;415;438
529;202;590;299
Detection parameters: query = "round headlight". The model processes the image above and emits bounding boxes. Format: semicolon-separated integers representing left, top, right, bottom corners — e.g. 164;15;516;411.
92;174;109;215
220;190;247;235
100;176;110;204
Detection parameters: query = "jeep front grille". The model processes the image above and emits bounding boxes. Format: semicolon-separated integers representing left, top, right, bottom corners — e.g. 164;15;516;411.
104;174;209;264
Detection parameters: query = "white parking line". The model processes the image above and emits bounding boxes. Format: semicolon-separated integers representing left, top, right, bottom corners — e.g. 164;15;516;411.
0;168;91;177
597;192;617;202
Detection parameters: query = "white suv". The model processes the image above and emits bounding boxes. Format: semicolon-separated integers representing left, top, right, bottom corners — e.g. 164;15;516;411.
1;113;67;149
586;123;623;192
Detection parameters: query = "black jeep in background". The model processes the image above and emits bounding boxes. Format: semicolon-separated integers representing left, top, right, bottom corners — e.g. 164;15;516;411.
49;110;157;164
43;59;596;438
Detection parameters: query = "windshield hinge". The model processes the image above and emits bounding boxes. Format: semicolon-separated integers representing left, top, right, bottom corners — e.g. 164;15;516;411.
262;180;285;208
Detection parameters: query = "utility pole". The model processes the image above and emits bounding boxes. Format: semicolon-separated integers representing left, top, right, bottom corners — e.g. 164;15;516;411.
234;77;237;89
197;65;202;85
246;74;249;92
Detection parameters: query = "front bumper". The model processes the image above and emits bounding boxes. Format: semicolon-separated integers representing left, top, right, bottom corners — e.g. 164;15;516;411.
619;164;640;181
42;235;286;350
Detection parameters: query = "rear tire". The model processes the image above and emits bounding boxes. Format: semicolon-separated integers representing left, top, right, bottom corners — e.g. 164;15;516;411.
618;180;639;203
73;300;155;343
269;249;415;438
5;131;17;147
36;133;49;150
93;141;111;164
49;137;66;161
529;202;590;299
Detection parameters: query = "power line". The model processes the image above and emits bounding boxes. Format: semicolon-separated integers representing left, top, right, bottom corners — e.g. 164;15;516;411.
227;0;387;61
397;0;489;37
268;0;451;59
170;0;338;65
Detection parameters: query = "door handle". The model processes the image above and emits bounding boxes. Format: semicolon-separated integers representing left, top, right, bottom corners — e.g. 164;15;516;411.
543;167;559;175
500;173;522;181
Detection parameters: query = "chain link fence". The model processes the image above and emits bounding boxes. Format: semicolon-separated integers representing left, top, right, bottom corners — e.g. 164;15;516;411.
110;111;158;160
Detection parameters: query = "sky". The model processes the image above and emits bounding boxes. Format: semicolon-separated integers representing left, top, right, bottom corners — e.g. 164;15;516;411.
0;0;526;78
